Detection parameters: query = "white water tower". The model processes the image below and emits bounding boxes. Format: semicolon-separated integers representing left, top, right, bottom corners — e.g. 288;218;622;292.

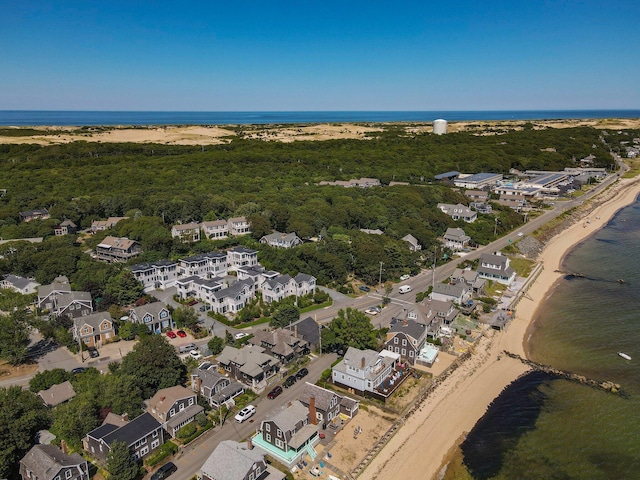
433;119;447;135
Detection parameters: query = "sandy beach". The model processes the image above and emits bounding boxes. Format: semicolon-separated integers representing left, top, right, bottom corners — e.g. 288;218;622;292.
2;118;639;145
360;175;640;480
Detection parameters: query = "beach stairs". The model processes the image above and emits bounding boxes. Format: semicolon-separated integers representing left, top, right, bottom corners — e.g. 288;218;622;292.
306;444;317;460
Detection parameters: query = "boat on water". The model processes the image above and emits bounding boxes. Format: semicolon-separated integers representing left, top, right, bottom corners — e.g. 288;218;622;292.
618;352;632;360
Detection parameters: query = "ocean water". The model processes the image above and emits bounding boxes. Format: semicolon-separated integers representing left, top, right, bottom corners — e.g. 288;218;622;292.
457;196;640;480
0;110;639;126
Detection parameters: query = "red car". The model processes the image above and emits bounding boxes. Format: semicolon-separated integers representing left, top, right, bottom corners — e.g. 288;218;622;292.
267;386;283;399
177;330;187;338
165;331;177;339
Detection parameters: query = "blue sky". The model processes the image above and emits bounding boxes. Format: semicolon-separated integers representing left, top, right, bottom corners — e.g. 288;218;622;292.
1;1;638;111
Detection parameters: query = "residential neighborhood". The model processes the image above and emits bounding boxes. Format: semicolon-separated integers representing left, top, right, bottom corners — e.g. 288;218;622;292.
0;133;625;480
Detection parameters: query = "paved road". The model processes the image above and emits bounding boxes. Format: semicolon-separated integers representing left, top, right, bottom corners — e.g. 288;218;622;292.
165;352;337;480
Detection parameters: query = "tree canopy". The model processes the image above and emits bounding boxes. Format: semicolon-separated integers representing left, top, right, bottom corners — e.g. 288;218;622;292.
106;440;139;480
118;334;186;399
321;308;378;352
0;386;51;479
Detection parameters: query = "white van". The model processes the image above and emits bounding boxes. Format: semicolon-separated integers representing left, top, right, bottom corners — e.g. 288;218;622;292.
398;285;412;294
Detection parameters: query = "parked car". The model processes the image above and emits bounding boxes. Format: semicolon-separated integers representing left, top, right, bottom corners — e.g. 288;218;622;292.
267;386;283;399
150;462;177;480
365;307;381;315
189;350;202;360
234;332;249;340
165;330;177;339
359;285;371;292
71;367;87;374
400;274;410;281
187;300;198;306
199;306;206;312
177;330;187;338
88;348;99;358
178;343;197;353
234;405;256;423
295;367;309;380
283;375;297;388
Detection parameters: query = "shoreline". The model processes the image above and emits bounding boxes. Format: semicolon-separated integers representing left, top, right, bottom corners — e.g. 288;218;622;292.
359;176;640;480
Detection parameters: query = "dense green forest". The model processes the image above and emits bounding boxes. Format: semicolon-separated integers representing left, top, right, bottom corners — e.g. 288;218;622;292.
0;126;613;287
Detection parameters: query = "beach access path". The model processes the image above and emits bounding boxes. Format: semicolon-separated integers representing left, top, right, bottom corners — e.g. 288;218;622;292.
360;175;640;480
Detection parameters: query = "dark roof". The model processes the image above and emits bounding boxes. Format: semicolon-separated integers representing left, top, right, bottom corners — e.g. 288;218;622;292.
87;422;120;440
434;171;460;180
388;318;427;342
102;412;161;447
291;316;320;347
20;444;85;480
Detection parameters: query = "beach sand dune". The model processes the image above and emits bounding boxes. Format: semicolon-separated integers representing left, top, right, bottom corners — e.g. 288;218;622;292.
360;176;640;480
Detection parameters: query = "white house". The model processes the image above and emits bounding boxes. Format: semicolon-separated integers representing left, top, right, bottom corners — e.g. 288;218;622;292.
259;232;303;248
130;260;178;292
437;203;477;223
171;223;201;242
332;347;400;396
477;252;516;285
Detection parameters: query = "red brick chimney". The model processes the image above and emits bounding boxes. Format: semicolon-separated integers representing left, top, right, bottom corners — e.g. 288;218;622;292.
361;357;366;369
247;438;254;450
61;439;68;454
195;376;202;393
309;396;317;425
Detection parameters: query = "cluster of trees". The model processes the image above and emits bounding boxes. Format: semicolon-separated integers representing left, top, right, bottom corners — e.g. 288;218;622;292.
0;126;609;290
321;308;381;353
0;126;608;231
0;335;186;478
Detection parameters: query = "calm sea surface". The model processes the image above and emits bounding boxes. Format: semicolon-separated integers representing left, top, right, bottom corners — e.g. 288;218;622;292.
0;110;639;126
458;196;640;480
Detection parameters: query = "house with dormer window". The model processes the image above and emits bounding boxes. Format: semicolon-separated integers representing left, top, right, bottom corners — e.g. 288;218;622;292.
83;412;164;463
37;276;72;312
55;291;93;318
73;312;116;348
255;400;320;468
331;347;400;396
477;252;516;285
130;260;178;292
129;302;173;333
191;364;246;408
20;444;89;480
249;328;309;364
259;231;303;249
217;345;279;389
385;317;428;365
437;203;477;223
147;386;203;438
443;227;471;250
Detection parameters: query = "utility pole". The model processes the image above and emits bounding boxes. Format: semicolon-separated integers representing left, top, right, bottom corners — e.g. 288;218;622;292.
379;261;383;287
432;247;437;292
494;217;499;237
